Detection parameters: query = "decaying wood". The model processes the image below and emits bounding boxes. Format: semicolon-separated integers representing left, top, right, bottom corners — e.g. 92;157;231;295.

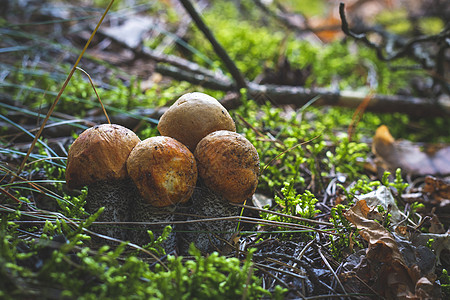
157;64;450;117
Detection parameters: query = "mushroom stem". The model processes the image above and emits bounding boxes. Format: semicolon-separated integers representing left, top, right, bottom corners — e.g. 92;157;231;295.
85;179;177;252
177;180;240;255
85;178;137;243
130;200;177;254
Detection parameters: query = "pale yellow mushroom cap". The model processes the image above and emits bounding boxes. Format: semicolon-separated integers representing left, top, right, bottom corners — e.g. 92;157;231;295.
157;92;236;151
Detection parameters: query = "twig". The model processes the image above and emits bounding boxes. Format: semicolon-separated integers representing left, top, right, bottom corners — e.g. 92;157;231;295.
253;262;306;299
178;0;247;90
155;64;233;90
253;0;303;32
247;82;450;116
139;43;230;82
253;248;338;295
297;238;315;261
253;0;340;37
317;247;347;295
253;264;291;290
339;2;450;67
98;24;230;83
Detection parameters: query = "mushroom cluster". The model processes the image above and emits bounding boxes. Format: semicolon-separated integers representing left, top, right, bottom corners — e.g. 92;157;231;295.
157;92;259;253
65;92;259;254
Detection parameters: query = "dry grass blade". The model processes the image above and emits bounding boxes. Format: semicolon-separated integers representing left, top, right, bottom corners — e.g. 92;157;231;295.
76;67;111;125
233;203;333;226
0;186;21;203
317;247;348;295
14;0;116;181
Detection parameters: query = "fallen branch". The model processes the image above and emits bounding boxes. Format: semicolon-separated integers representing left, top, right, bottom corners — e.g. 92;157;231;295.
97;26;230;83
157;64;450;117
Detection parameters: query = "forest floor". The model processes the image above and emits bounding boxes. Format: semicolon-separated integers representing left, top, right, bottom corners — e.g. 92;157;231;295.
1;0;449;299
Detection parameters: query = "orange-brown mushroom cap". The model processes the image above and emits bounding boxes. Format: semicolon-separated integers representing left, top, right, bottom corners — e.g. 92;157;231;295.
157;92;236;151
65;124;141;189
127;136;198;207
194;130;259;203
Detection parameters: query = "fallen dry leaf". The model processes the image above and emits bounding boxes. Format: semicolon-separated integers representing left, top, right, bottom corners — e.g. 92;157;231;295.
424;176;450;201
356;186;404;228
372;125;450;176
429;212;446;234
308;15;344;43
345;200;405;264
343;200;440;298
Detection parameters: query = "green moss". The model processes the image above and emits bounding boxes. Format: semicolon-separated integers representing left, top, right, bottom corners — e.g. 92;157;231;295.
234;97;371;192
0;208;280;299
376;9;412;34
261;179;320;240
282;0;326;17
191;14;286;80
418;17;445;35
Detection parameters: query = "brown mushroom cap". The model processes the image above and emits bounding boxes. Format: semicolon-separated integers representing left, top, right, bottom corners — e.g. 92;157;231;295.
65;124;141;189
127;136;198;207
157;92;236;151
194;130;259;203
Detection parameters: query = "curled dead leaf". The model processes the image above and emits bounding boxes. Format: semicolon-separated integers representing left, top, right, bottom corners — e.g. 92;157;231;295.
344;200;405;264
343;200;440;298
372;125;450;176
424;176;450;201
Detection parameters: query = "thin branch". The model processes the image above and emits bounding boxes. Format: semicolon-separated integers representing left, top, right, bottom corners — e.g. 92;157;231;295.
179;0;247;90
232;204;333;226
339;2;450;66
97;25;230;82
246;83;450;117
